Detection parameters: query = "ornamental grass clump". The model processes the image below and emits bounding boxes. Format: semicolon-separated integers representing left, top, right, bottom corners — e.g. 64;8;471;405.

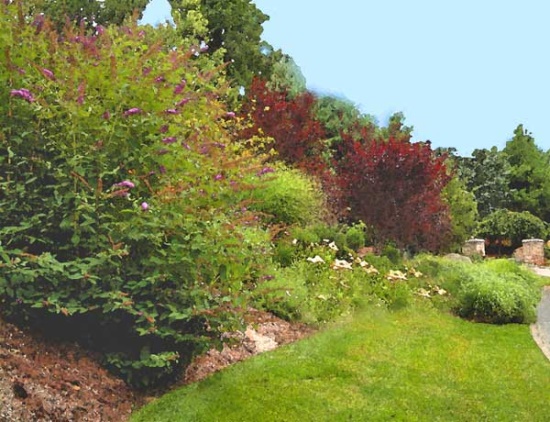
457;269;538;324
456;259;542;324
0;3;271;387
412;256;542;324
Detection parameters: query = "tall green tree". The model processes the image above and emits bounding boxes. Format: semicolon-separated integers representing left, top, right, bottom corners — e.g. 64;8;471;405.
170;0;273;88
459;147;513;217
442;175;479;250
313;95;375;145
377;112;413;143
266;53;307;98
503;125;550;221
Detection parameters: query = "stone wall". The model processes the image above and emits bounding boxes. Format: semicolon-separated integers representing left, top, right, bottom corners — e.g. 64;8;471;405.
513;239;545;266
462;239;485;258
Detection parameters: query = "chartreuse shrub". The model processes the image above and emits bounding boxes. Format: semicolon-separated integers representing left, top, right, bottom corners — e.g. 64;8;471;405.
0;3;271;387
412;255;543;324
240;166;326;226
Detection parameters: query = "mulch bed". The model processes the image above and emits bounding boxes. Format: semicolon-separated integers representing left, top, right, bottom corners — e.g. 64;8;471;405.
0;309;314;421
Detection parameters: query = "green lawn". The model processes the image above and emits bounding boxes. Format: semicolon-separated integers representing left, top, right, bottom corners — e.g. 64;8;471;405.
131;303;550;421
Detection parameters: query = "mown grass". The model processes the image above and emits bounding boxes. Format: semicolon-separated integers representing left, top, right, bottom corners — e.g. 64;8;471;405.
131;302;550;421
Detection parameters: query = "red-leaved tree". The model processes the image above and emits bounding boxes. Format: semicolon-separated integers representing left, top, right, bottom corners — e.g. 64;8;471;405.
336;136;453;252
239;78;328;177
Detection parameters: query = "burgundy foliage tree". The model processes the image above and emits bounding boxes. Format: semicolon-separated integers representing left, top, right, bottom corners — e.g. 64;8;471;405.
239;78;328;177
336;136;453;252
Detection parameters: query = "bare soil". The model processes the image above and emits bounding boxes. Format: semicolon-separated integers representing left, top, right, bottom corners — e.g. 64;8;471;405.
0;309;314;421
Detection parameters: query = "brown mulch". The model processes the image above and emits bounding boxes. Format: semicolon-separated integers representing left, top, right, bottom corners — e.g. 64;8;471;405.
0;318;134;422
0;310;314;421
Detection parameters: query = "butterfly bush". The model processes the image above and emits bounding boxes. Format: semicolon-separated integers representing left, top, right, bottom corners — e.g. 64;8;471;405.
0;2;271;388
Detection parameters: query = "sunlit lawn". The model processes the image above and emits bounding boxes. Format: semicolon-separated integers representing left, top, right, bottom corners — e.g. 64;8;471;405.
131;302;550;421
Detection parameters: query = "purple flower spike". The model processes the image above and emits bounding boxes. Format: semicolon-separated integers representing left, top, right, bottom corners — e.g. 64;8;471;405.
141;202;149;211
116;180;135;189
154;75;165;83
157;149;170;155
225;111;236;119
182;142;191;150
165;108;179;115
214;174;223;181
102;111;111;120
162;136;177;144
10;89;35;103
159;124;169;133
176;98;190;107
142;67;152;76
123;108;141;116
41;68;55;80
174;82;186;95
256;167;275;177
159;165;167;174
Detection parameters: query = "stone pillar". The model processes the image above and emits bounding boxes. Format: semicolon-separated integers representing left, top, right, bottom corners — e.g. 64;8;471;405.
462;239;486;257
521;239;545;266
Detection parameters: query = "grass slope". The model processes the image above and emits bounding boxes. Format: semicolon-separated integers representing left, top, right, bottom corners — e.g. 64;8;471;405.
132;303;550;421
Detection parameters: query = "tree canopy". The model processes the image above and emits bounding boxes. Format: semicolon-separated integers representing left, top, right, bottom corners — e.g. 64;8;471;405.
503;124;550;221
170;0;273;88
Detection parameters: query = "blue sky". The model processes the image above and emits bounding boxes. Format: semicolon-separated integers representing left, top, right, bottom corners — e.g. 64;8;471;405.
142;1;550;156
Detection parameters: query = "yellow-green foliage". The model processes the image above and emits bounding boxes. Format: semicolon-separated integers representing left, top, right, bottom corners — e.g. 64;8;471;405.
243;166;327;226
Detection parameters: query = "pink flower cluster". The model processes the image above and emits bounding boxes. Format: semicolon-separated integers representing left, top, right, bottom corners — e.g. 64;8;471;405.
10;89;35;103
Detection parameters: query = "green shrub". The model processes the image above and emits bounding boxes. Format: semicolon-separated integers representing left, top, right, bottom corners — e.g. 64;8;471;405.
476;209;547;250
292;226;322;245
243;167;326;226
411;254;473;298
413;256;540;324
273;241;296;267
310;223;342;241
381;244;402;265
0;6;272;387
345;223;367;251
457;269;538;324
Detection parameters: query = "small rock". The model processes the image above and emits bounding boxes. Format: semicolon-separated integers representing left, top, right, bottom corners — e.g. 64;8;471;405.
245;328;278;353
